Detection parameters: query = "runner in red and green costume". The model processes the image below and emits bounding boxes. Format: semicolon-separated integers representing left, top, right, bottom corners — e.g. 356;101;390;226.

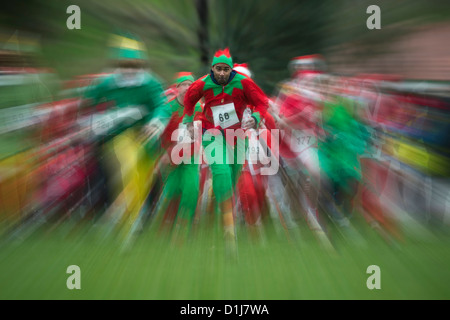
182;48;276;251
158;72;202;242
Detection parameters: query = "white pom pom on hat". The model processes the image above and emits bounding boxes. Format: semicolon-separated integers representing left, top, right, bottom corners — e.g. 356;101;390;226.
233;63;252;78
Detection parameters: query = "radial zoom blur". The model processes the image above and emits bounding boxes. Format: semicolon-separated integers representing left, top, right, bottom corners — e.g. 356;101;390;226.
0;21;449;260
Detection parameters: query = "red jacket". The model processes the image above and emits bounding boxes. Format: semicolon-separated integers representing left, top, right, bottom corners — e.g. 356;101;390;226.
183;71;276;135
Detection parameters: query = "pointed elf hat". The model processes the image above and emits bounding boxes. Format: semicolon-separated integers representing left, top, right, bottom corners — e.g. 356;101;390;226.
174;71;195;86
212;48;233;68
233;63;252;78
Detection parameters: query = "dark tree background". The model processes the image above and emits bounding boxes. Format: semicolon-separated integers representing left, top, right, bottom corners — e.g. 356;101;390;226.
1;0;449;93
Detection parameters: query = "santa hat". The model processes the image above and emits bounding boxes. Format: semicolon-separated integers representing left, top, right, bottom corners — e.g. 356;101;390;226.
174;71;195;86
212;48;233;68
233;63;252;78
288;54;326;73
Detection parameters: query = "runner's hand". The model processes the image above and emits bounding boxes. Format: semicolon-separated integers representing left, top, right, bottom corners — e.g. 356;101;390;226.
241;117;256;130
142;119;164;141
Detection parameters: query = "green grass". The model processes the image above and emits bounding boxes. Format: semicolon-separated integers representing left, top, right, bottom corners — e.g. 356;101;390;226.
0;216;449;300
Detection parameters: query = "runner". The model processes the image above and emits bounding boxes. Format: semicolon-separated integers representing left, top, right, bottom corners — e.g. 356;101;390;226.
182;48;277;256
157;72;203;244
81;33;171;242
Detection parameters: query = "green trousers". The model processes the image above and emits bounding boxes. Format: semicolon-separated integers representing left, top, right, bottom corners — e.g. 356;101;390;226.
163;163;200;220
202;132;244;204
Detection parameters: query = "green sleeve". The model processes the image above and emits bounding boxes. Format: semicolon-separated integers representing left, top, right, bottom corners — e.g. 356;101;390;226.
147;76;171;125
83;76;106;106
182;102;202;124
79;76;112;119
251;111;261;127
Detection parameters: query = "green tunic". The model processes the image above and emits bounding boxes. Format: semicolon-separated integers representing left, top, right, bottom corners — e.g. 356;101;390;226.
83;71;171;136
319;96;370;190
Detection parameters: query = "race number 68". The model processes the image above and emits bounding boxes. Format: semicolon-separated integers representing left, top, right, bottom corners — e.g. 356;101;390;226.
219;113;230;122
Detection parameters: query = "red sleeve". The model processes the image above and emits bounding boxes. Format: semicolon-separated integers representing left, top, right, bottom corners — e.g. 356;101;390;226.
160;113;181;150
183;78;206;118
279;94;301;119
242;78;276;130
242;78;268;113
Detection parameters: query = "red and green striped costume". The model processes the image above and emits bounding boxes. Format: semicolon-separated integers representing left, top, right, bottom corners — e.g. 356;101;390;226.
182;70;276;206
159;97;203;228
183;71;274;133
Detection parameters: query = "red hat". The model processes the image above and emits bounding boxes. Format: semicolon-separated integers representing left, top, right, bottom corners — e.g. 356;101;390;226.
289;54;326;75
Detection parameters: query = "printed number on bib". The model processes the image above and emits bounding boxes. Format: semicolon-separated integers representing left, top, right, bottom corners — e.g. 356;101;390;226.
291;129;316;152
247;133;270;163
211;103;239;129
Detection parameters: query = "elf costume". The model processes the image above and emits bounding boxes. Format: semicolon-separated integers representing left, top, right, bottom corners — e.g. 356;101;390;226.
182;48;276;248
82;33;171;240
158;72;203;239
318;95;370;224
232;63;270;234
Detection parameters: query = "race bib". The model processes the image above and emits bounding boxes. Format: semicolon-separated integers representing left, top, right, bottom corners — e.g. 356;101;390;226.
115;107;144;122
91;113;115;135
210;103;239;129
247;140;267;163
91;107;144;136
291;129;317;153
247;130;270;164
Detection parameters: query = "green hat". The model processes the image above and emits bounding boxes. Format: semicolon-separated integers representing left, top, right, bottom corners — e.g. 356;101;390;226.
211;48;233;68
175;72;195;86
108;33;148;61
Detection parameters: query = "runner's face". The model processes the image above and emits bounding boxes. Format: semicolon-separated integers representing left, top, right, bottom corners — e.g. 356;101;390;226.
212;63;232;85
177;80;193;102
117;59;144;80
120;68;139;79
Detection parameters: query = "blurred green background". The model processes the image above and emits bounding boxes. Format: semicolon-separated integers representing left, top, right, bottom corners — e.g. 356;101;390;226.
2;0;450;93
